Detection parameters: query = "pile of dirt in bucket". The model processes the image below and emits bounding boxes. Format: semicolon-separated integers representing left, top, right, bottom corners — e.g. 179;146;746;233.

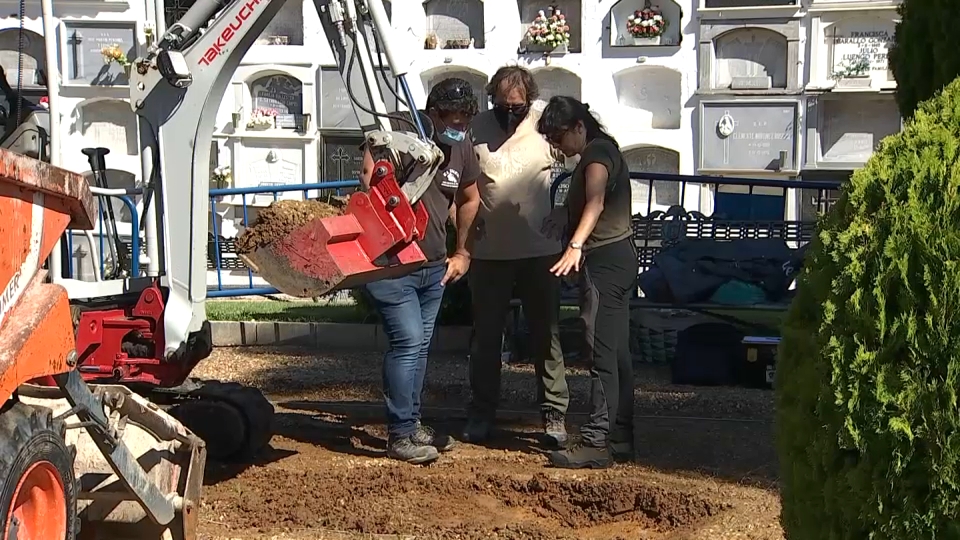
235;199;345;254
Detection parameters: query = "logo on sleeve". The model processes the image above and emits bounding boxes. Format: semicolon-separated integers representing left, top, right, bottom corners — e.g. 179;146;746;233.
440;169;461;190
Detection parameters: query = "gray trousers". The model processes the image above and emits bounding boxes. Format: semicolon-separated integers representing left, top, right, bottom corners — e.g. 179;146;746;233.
467;255;570;419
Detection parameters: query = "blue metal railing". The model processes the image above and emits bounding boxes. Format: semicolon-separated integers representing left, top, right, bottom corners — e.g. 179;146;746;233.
65;193;140;279
208;180;360;297
68;172;845;298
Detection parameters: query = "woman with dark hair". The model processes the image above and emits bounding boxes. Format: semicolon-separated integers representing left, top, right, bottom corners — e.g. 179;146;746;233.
537;96;638;469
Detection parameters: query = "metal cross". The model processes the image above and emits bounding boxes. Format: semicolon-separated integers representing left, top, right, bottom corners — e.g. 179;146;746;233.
330;146;352;181
67;30;83;80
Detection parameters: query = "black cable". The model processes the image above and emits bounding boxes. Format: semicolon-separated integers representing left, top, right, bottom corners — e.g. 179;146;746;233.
344;38;417;132
367;18;408;110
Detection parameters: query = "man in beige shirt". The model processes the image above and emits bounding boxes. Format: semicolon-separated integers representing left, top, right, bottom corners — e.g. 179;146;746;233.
461;65;570;447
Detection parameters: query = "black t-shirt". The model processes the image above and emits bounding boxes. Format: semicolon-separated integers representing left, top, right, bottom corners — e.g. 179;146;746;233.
566;138;632;250
378;111;481;264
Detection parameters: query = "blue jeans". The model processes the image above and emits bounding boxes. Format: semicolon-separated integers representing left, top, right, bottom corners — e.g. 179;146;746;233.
364;263;446;438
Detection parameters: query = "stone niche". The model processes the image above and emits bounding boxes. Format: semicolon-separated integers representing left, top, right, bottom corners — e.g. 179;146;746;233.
699;20;800;92
319;67;398;130
519;0;581;52
321;133;366;184
806;94;901;167
623;145;680;213
240;142;305;201
257;0;304;45
249;74;304;130
63;21;137;86
699;100;799;172
533;67;582;102
613;65;681;129
0;29;45;87
824;15;896;88
424;0;485;49
608;0;682;47
71;99;139;159
421;68;490;111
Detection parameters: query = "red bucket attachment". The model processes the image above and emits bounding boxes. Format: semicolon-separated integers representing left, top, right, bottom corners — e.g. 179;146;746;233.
240;161;430;298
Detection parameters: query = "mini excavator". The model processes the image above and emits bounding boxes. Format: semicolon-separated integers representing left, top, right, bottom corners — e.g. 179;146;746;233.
0;0;442;537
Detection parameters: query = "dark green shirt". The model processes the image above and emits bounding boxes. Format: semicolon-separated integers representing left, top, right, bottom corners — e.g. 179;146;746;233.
566;138;632;250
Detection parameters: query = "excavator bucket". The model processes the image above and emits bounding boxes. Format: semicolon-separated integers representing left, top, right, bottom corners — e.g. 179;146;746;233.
240;160;431;297
0;148;205;540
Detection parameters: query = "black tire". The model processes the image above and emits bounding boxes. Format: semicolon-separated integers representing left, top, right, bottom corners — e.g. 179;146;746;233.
167;381;275;462
0;401;78;540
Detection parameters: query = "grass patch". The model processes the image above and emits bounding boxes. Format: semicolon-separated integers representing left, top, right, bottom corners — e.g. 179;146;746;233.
207;300;369;323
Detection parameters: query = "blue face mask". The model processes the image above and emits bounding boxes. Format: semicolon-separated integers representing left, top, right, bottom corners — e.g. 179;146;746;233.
441;126;466;142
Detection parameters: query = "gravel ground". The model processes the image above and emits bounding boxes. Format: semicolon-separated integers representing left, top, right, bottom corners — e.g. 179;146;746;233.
192;346;783;540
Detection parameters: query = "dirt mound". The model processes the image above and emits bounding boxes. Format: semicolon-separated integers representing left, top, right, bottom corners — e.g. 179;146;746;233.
203;462;728;539
235;200;345;254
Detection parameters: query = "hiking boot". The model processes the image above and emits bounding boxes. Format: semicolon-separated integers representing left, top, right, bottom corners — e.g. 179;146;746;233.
548;443;611;469
387;435;439;465
542;409;568;448
412;423;455;452
461;417;492;444
610;440;635;463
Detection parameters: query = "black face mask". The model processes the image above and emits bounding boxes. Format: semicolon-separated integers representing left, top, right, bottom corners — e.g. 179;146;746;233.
493;104;529;132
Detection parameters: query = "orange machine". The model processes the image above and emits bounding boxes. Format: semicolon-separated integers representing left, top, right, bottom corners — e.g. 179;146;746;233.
0;148;204;540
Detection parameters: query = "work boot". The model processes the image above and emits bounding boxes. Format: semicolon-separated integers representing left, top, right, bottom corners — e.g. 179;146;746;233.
412;422;455;452
542;409;569;448
609;440;635;463
548;443;611;469
461;416;492;444
387;435;439;465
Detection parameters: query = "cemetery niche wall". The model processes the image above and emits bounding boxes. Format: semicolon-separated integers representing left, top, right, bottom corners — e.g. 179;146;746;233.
699;20;800;93
318;66;398;130
803;94;901;170
623;145;680;213
608;0;682;47
255;0;304;45
423;0;485;49
699;100;799;173
247;73;306;131
0;28;45;89
533;66;582;101
63;20;137;86
822;15;896;89
613;65;681;129
420;67;489;111
238;142;306;202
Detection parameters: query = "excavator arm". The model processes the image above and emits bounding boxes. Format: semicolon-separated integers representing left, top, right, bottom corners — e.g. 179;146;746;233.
126;0;444;358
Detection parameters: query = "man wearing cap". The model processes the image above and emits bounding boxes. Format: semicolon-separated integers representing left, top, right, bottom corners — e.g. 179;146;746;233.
359;78;482;464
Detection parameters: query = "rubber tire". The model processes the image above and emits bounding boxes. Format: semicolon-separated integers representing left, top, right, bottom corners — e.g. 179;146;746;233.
0;401;78;540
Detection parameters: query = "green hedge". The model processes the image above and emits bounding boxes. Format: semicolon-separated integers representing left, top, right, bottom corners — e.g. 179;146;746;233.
776;77;960;539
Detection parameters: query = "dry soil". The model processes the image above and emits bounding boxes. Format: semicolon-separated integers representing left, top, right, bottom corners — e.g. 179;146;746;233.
235;200;344;254
193;347;785;540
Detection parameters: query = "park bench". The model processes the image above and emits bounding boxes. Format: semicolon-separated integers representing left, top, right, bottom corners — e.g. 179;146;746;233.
504;171;844;369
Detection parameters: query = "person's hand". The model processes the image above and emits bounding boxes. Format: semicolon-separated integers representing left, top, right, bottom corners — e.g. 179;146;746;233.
442;251;471;286
550;246;582;277
541;207;568;240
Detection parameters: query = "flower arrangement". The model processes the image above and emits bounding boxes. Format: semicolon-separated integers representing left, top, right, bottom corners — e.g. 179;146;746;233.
526;7;570;50
212;165;232;188
100;44;131;68
246;108;277;129
626;6;666;39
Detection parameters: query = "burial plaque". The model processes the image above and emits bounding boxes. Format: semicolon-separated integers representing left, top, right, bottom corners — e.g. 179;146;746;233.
820;98;901;163
534;68;581;102
615;67;681;129
624;146;680;210
425;0;484;49
322;135;365;182
251;74;304;129
320;68;398;129
714;28;788;89
64;22;136;86
701;102;798;171
829;17;895;81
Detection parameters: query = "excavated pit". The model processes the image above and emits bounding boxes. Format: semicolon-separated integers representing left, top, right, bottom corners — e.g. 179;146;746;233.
235;199;346;254
203;464;729;539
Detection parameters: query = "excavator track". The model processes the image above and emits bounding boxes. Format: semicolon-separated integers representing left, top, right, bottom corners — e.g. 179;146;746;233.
154;380;275;462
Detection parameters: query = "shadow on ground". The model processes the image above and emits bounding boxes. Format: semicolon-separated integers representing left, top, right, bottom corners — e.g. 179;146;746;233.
200;345;779;488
